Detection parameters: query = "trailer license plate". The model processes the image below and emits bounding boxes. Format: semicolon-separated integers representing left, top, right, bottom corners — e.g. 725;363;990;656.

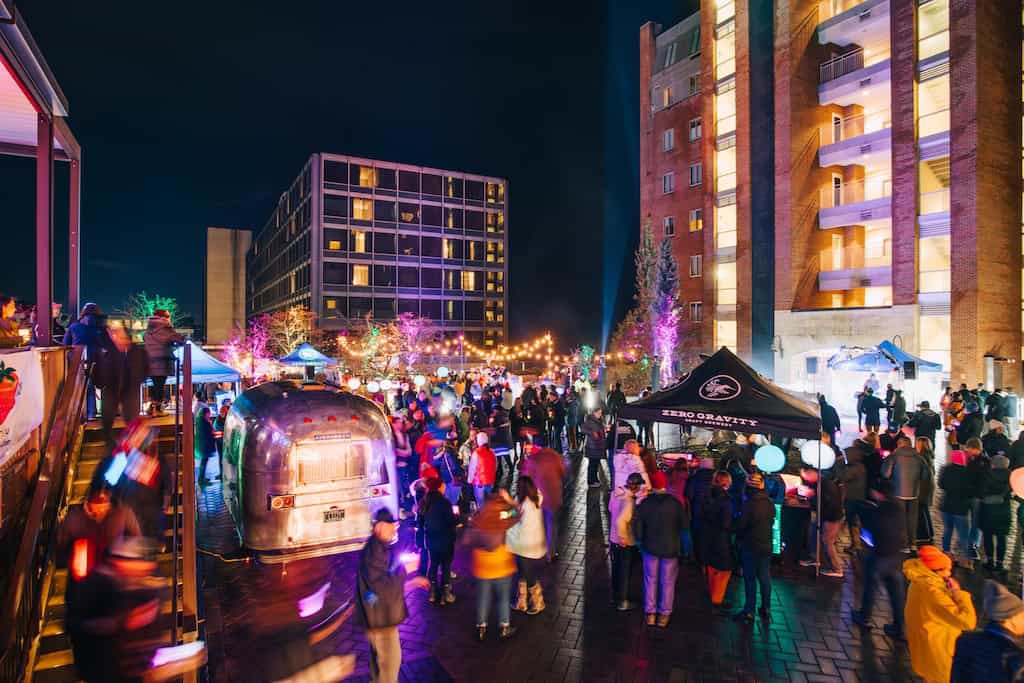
323;509;345;523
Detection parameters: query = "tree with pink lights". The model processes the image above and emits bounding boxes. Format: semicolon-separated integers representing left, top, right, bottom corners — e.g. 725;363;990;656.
650;238;680;387
396;312;434;369
222;314;273;383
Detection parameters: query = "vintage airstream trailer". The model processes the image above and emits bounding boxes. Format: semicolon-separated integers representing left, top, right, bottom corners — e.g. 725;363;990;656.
221;381;398;561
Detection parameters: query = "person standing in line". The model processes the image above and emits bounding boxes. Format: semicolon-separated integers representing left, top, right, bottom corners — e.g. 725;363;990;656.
851;480;907;638
565;391;582;452
632;470;689;628
891;390;907;430
799;466;845;578
609;472;644;611
951;580;1024;682
700;470;734;614
838;436;869;555
938;450;973;565
142;309;183;415
880;434;931;551
1003;388;1019;438
582;407;608;488
914;436;936;545
467;432;497;510
903;545;976;683
606;382;626;421
978;454;1012;573
506;476;547;615
356;509;431;683
908;400;942;449
519;446;565;562
733;473;775;623
63;303;110;419
419;477;458;605
963;437;991;560
195;406;217;486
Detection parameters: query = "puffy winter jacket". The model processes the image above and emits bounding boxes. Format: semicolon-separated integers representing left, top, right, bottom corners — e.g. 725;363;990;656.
983;431;1012;458
608;486;637;546
613;451;649;492
684;468;715;531
903;557;976;683
951;622;1024;683
978;467;1012;535
505;495;546;559
880;446;931;500
62;314;107;360
419;490;457;552
467;447;496;486
143;316;184;377
632;491;690;558
734;489;775;556
582;415;606;459
938;464;973;515
356;536;409;629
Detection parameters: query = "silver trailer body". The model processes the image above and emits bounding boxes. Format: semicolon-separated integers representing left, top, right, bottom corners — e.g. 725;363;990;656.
221;381;398;561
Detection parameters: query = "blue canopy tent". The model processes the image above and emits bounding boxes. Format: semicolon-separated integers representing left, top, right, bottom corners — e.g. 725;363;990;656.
154;342;241;385
278;343;334;367
828;340;942;373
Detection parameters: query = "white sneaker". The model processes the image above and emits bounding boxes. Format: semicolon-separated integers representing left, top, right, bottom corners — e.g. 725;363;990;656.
821;569;844;578
799;559;817;567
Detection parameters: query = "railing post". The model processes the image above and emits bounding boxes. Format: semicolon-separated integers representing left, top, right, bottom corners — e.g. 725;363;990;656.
182;345;197;618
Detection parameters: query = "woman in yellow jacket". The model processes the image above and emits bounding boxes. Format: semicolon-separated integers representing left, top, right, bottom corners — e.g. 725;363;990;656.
903;545;977;683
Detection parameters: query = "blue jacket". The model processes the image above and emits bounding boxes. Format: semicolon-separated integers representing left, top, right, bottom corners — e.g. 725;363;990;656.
62;315;106;360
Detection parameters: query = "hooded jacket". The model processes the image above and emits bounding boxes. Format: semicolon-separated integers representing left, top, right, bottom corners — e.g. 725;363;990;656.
903;557;977;683
608;486;637;546
62;314;107;360
734;488;775;556
143;316;184;377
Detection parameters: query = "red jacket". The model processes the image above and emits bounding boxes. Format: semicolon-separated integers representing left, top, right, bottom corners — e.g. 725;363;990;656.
469;446;497;486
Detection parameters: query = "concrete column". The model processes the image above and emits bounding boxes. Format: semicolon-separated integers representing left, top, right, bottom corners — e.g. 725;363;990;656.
889;0;918;305
36;113;53;334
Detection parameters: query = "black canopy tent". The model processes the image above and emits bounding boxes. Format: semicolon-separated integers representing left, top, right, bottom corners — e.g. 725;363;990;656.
619;346;822;439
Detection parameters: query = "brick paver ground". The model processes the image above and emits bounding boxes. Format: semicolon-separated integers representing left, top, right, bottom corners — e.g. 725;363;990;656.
197;448;1017;683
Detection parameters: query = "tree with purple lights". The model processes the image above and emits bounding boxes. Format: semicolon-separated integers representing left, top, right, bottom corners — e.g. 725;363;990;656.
650;238;680;387
222;314;273;383
396;312;434;369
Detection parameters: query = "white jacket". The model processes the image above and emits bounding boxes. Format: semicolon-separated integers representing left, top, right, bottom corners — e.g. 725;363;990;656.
505;495;547;559
614;451;649;490
608;486;637;546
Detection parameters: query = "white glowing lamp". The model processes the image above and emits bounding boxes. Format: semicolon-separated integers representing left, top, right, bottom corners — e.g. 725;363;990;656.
753;444;785;474
347;377;361;391
380;379;393;391
799;440;835;470
413;374;426;387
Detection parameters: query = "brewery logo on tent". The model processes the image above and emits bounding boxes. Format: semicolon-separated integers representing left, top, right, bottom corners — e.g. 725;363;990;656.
699;375;741;401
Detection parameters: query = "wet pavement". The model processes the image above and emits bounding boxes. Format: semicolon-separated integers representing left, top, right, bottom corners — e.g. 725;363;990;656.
197;450;1018;683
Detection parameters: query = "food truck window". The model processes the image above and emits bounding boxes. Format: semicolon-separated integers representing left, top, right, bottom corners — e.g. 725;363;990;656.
297;440;386;486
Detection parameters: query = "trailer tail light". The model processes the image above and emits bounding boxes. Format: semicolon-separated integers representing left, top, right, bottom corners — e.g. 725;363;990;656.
327;415;337;422
370;486;390;497
268;494;296;510
303;417;313;424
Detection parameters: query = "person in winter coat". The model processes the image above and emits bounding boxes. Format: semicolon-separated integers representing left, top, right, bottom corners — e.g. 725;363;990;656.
93;325;148;444
418;478;458;604
956;404;984;445
839;438;870;553
983;421;1012;457
467;491;519;641
357;509;430;682
979;454;1012;572
986;389;1007;424
506;476;547;615
861;388;885;433
63;303;112;420
519;447;566;561
819;395;841;446
632;471;690;628
606;383;627;419
733;473;775;622
964;438;991;559
467;432;497;510
880;434;931;549
582;407;608;488
431;442;465;509
142;310;183;415
914;437;936;545
903;546;977;683
909;400;942;447
700;471;734;612
609;472;644;611
195;406;217;485
685;459;716;563
938;450;973;562
951;580;1024;682
800;467;845;577
890;390;907;429
565;391;582;452
851;480;907;638
490;402;514;487
614;439;650;493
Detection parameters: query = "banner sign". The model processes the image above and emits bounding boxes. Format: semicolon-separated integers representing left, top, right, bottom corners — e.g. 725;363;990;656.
0;350;45;468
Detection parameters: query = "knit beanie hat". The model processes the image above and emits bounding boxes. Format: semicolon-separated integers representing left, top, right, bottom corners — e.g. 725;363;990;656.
984;579;1024;621
917;545;952;572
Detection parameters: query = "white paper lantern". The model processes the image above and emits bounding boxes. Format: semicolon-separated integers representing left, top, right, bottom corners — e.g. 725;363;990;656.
367;381;381;394
799;440;835;470
754;444;785;474
436;366;450;378
347;377;361;391
379;379;393;391
413;375;426;387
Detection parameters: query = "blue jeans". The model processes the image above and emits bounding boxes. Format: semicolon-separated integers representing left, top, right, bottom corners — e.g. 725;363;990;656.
859;552;905;632
475;576;512;626
641;552;679;615
444;483;462;508
969;500;982;550
473;485;492;510
941;511;970;558
740;550;772;614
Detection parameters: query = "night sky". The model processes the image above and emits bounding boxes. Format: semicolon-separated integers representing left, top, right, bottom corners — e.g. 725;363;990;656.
3;0;694;348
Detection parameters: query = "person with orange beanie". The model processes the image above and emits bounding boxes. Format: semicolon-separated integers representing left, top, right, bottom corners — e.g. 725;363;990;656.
903;545;977;683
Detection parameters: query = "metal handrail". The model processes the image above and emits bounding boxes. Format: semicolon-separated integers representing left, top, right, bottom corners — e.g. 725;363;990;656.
820;48;863;83
820;109;891;146
0;346;86;682
820;175;892;208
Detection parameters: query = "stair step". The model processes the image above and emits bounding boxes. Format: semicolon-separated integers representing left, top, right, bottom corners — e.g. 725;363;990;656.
31;663;81;683
33;648;74;671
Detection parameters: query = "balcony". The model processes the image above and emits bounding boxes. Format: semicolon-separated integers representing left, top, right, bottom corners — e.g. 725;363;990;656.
818;176;891;228
818;109;891;168
818;265;891;291
817;0;890;51
819;49;891;108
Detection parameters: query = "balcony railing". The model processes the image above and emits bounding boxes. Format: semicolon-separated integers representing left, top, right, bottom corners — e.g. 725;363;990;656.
820;108;891;145
919;187;950;215
821;48;863;83
918;108;950;138
820;175;892;208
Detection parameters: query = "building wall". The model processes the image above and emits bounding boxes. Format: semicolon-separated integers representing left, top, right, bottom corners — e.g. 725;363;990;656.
890;0;918;306
205;227;251;344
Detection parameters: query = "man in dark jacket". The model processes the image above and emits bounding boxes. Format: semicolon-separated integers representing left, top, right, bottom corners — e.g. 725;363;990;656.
964;437;990;559
880;435;931;550
142;310;184;415
632;471;690;628
800;467;845;577
951;580;1024;682
582;407;608;488
733;473;775;622
63;303;109;419
861;388;885;433
357;509;429;683
819;395;841;447
956;403;984;445
985;389;1007;424
684;459;716;562
983;422;1012;458
606;383;627;419
908;400;942;447
839;439;870;553
851;480;907;638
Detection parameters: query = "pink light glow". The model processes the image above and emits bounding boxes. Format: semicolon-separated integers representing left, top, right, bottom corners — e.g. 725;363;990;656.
297;581;331;618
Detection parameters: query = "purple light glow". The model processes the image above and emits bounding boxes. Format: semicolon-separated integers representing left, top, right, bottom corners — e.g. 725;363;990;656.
297;581;331;618
151;642;205;668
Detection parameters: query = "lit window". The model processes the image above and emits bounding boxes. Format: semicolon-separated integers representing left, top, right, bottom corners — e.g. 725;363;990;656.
326;298;337;310
462;271;476;290
352;199;373;221
689;118;702;141
358;166;376;188
663;87;673;108
352;265;369;287
663;129;675;152
689;255;702;277
716;147;736;190
487;182;504;203
689;302;702;322
689;209;703;232
352;230;367;253
443;238;454;259
716;320;737;350
716;204;737;248
689;163;702;187
486;212;505;233
486;241;504;264
717;262;737;304
328;239;342;250
663;172;675;194
663;216;676;237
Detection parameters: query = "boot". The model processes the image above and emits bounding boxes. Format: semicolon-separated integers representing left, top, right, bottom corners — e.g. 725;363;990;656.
512;581;528;612
476;624;487;641
443;585;456;604
428;586;437;604
527;583;545;615
499;623;517;639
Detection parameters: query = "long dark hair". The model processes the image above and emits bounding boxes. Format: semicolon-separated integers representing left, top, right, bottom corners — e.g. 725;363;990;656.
517;475;540;506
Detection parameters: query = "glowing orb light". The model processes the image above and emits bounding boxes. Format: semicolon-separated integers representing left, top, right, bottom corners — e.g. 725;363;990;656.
413;375;426;388
436;366;450;378
1011;468;1024;498
380;379;393;391
753;444;785;474
347;377;361;391
800;440;835;470
367;381;381;394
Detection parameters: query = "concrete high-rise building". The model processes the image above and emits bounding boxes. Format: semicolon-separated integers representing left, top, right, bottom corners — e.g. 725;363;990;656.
641;0;1023;389
204;227;251;344
247;154;509;348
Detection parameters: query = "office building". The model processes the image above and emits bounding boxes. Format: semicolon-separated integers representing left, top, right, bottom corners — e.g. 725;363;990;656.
641;0;1022;388
205;226;252;344
247;154;509;348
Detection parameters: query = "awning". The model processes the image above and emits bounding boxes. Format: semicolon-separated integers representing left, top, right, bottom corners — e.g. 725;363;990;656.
278;342;334;367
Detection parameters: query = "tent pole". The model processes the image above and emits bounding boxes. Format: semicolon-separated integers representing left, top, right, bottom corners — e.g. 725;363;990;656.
816;440;822;578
